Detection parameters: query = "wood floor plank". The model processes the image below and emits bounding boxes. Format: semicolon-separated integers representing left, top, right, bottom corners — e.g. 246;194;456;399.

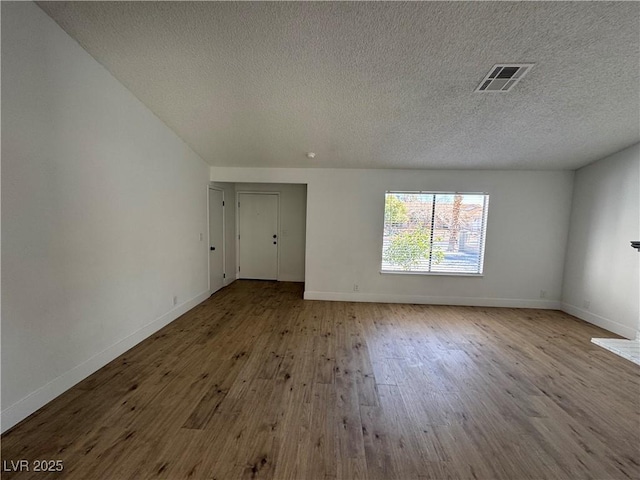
360;402;401;480
308;382;339;478
2;280;639;480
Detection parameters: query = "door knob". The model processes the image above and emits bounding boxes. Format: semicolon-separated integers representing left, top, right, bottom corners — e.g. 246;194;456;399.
210;246;215;251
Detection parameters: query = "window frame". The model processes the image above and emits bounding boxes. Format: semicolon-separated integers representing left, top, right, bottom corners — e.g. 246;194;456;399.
380;190;489;277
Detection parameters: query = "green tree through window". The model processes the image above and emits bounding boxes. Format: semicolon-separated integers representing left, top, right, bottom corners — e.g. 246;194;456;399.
381;192;489;274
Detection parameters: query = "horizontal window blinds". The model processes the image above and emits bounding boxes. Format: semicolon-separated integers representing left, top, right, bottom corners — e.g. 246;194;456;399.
382;192;489;274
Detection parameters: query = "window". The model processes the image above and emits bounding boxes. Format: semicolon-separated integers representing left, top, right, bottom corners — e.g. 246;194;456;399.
381;191;489;275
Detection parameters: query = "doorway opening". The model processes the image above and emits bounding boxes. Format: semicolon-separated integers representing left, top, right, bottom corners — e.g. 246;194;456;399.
208;186;225;294
237;191;280;280
235;183;307;283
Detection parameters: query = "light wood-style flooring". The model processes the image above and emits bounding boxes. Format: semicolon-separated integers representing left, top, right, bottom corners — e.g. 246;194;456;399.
2;280;639;479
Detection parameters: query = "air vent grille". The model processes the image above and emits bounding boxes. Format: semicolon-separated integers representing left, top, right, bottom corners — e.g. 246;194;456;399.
476;64;534;92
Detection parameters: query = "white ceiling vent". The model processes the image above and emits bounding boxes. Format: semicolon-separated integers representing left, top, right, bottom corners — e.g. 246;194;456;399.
476;64;534;92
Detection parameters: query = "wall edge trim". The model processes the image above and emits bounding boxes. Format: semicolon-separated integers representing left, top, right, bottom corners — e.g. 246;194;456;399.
561;302;637;339
303;291;561;309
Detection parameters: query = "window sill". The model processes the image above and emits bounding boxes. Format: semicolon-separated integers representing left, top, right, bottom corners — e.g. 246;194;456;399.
380;270;484;277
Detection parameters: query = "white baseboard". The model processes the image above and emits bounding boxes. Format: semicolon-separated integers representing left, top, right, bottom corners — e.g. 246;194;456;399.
0;290;211;434
561;303;637;339
277;274;305;283
303;291;561;309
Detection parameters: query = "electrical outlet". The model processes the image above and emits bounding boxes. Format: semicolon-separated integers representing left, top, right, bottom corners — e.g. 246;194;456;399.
353;284;359;292
173;295;178;306
539;290;547;299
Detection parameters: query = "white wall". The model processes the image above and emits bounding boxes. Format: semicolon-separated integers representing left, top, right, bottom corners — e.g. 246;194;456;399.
212;167;574;308
1;3;211;432
234;183;307;282
211;182;238;283
562;144;640;339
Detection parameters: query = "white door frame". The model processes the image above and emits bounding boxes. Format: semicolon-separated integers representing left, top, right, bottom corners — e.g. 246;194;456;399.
236;191;280;280
208;185;226;293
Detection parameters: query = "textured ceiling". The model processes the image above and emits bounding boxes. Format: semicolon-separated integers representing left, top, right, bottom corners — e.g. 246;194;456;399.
37;1;639;170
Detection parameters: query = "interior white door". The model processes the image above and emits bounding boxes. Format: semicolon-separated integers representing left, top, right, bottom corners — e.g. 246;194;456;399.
209;188;225;293
238;193;279;280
